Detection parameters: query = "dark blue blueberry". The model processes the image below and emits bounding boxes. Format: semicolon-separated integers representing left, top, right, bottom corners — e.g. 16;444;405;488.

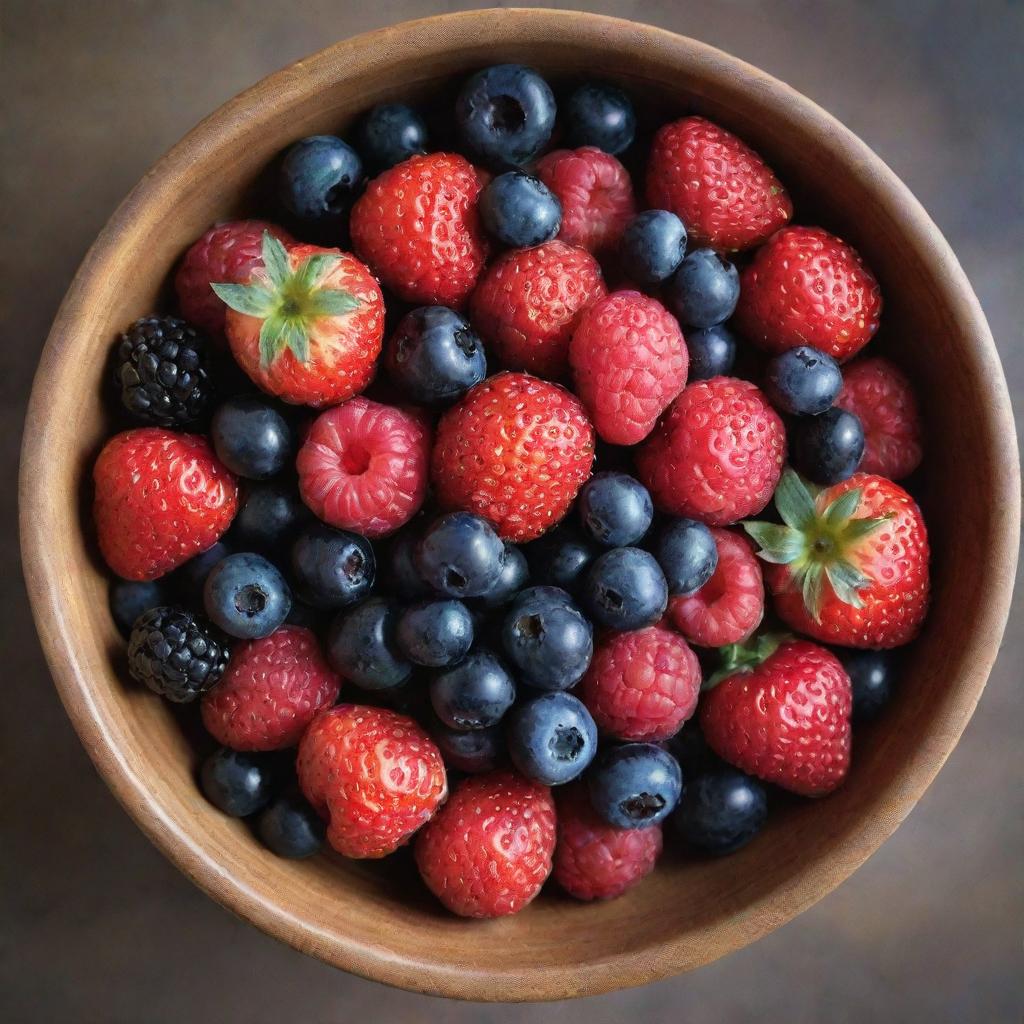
233;481;311;553
396;599;474;668
284;601;330;633
686;323;737;380
764;345;842;416
203;552;291;639
587;742;682;829
326;597;411;690
386;530;433;599
384;306;486;405
429;649;516;730
582;547;668;631
670;769;767;855
619;210;687;285
664;720;722;778
479;172;561;248
356;102;428;170
577;471;653;547
110;578;167;638
475;543;529;609
279;135;362;228
257;794;325;859
840;649;895;722
790;407;865;485
502;586;593;691
431;721;504;774
456;64;556;168
415;512;506;598
290;523;375;609
507;691;598;786
665;248;740;328
653;518;718;596
175;541;232;608
200;747;279;817
524;524;598;595
211;396;292;480
564;81;636;155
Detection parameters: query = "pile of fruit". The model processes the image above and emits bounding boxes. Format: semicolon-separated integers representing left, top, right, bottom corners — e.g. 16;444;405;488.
97;65;929;918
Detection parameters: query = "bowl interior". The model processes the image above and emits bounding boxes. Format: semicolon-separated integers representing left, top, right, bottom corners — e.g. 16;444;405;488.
20;9;1019;1002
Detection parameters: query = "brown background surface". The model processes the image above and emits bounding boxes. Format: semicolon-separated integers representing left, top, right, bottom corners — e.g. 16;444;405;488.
2;2;1022;1021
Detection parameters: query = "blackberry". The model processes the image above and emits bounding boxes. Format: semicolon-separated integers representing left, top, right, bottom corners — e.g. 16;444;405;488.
127;606;229;703
113;315;214;426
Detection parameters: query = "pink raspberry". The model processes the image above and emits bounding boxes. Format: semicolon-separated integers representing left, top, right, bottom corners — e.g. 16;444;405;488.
569;290;688;445
536;147;637;254
554;783;663;901
578;625;701;742
297;398;431;538
668;528;764;647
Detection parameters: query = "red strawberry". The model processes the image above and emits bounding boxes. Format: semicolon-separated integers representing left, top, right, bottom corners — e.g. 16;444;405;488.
699;635;852;797
296;398;430;538
734;226;882;361
569;290;688;445
297;704;447;860
536;146;637;254
93;427;238;581
431;371;596;542
636;377;785;525
578;626;700;742
836;357;923;479
175;220;294;337
554;782;662;901
744;469;930;648
214;233;384;406
201;626;341;750
414;770;555;918
646;116;792;251
350;152;489;308
667;528;763;647
469;241;606;379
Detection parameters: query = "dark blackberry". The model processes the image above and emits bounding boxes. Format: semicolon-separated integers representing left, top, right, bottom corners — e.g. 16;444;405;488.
113;315;214;426
127;606;229;703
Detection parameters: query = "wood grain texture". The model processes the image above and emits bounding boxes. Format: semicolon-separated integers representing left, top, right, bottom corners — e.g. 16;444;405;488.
17;7;1020;1003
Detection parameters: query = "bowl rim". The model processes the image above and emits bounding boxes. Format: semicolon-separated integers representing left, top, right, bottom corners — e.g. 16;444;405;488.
19;6;1021;1002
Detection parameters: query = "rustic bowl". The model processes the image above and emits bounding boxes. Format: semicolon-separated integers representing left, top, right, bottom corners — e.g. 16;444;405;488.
19;7;1020;1002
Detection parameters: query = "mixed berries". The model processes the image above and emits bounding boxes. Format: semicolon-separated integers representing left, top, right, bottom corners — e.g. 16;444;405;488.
95;66;929;918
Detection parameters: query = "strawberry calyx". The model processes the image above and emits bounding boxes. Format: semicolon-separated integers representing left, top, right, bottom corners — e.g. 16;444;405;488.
703;632;789;690
212;232;360;368
742;468;891;623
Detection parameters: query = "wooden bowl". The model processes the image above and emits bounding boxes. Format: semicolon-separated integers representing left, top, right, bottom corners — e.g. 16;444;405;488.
19;8;1020;1002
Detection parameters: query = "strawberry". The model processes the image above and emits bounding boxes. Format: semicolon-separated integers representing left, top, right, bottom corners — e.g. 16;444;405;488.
743;469;930;648
414;770;556;918
93;427;238;581
296;704;447;859
469;241;606;379
645;116;792;251
431;371;596;542
635;377;785;525
201;625;341;750
734;226;882;361
569;290;688;445
836;357;923;479
699;634;852;796
349;152;489;308
213;232;384;407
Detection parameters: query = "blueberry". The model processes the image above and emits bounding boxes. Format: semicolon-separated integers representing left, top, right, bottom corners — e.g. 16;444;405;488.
475;543;529;609
479;172;561;248
203;552;291;639
431;721;504;774
110;578;167;637
430;649;516;730
587;743;682;829
326;596;411;690
233;481;311;553
211;397;292;480
564;81;636;155
653;518;718;596
175;541;232;608
257;793;325;859
840;649;895;722
524;524;598;595
415;512;505;598
620;210;687;285
384;306;486;405
582;547;668;630
764;346;842;416
396;599;474;668
284;601;329;633
790;407;865;485
686;323;737;380
578;471;653;547
665;248;740;328
386;530;433;599
290;523;375;609
456;64;556;169
501;586;593;691
664;720;722;778
356;102;428;171
279;135;362;229
670;769;767;855
507;691;598;786
200;747;279;817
